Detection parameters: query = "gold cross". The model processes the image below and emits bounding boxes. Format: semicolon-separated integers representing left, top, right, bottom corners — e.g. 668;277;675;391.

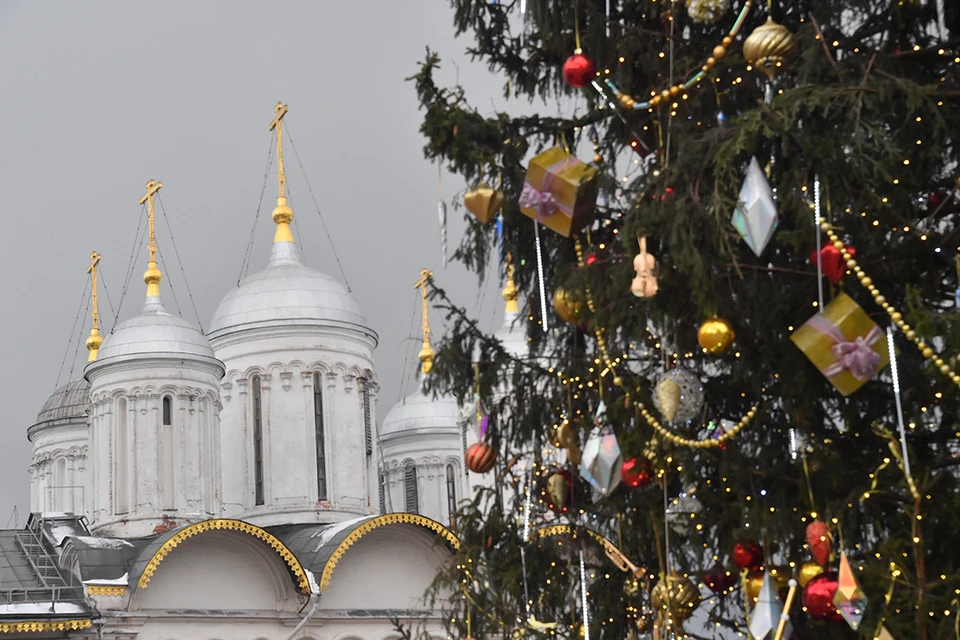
414;268;435;373
139;180;162;263
86;251;102;361
87;251;101;331
269;102;289;198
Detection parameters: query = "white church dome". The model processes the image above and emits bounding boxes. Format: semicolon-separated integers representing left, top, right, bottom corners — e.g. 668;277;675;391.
208;242;369;338
93;298;216;364
380;380;459;440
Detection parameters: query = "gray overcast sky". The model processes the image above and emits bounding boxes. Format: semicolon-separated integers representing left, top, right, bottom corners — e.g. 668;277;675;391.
0;1;511;522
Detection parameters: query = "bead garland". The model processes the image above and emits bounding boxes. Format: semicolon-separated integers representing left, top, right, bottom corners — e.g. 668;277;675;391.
820;221;960;388
605;0;754;111
638;402;759;448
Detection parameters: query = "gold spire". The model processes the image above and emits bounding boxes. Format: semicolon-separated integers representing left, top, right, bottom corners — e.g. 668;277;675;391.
414;268;435;374
139;179;163;298
268;101;294;244
86;251;102;362
503;252;519;314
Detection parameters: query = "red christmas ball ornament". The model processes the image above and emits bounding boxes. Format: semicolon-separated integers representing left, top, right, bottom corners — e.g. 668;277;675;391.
465;442;495;473
586;252;598;266
659;186;676;201
562;50;596;88
805;520;832;567
621;457;654;489
704;562;737;596
732;541;764;571
802;571;842;621
810;244;855;285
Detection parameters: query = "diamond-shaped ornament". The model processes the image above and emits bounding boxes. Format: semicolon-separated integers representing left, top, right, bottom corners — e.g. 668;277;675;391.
731;156;778;256
833;553;867;631
748;572;794;640
579;401;622;495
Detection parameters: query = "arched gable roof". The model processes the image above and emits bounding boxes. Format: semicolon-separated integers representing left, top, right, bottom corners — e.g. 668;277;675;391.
130;519;312;595
268;513;459;592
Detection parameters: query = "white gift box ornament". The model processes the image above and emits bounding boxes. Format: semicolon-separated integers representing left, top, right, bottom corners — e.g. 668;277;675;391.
731;156;778;256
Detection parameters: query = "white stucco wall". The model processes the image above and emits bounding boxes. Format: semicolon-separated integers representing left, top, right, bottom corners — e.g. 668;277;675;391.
212;325;379;527
28;423;89;516
86;357;224;538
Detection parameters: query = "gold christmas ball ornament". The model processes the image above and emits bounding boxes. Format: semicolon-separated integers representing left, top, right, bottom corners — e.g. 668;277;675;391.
553;288;583;325
686;0;730;23
798;561;824;588
697;318;736;354
745;571;764;603
742;17;798;80
651;572;701;625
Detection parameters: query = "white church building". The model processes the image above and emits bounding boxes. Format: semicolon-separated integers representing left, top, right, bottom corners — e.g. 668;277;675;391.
7;104;526;639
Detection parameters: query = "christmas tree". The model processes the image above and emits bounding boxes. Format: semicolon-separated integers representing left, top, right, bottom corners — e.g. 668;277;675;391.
409;1;960;638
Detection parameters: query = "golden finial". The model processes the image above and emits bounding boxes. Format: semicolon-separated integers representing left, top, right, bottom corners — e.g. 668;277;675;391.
86;251;102;362
414;268;435;374
139;180;163;298
503;253;519;314
268;101;294;244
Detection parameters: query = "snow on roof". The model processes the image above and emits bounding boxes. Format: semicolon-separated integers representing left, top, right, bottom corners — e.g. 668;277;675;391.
72;536;135;550
82;572;128;586
0;602;86;615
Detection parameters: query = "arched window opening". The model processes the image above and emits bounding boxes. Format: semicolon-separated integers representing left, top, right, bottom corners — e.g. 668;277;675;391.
313;372;327;501
361;378;373;456
378;472;386;515
404;465;418;514
162;395;172;426
252;375;264;506
115;397;129;514
446;464;457;527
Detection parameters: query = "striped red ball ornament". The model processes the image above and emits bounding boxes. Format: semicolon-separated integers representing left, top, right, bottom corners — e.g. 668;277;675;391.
465;442;495;473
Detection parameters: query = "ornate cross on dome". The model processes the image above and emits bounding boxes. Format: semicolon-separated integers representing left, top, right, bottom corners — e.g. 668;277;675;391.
268;102;294;244
269;102;289;198
139;179;164;297
86;251;102;362
414;268;435;374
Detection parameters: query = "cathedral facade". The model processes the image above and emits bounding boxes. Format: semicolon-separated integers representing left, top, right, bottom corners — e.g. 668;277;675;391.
7;104;522;640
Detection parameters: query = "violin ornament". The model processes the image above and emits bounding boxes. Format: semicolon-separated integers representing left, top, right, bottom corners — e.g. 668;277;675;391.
630;235;659;298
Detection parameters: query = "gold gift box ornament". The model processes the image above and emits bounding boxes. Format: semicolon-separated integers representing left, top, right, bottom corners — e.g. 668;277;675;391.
790;293;889;397
519;147;599;238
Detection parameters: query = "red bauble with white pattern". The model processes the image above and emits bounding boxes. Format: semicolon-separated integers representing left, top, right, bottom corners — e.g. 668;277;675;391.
562;51;596;88
465;442;496;473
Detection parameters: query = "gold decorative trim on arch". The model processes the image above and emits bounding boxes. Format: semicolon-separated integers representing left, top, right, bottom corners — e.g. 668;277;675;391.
86;585;126;597
319;513;460;592
136;519;311;594
0;619;91;634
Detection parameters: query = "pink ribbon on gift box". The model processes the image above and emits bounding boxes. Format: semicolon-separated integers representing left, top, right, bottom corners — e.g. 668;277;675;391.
806;314;883;381
519;156;578;221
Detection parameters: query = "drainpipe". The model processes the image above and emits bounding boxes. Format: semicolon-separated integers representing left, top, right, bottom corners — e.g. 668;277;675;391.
285;602;321;640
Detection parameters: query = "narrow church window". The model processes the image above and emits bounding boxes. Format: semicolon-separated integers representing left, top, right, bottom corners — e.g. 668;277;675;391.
253;375;264;506
378;472;386;515
115;397;129;514
162;395;172;426
313;373;327;501
446;464;457;527
404;464;418;514
362;380;373;456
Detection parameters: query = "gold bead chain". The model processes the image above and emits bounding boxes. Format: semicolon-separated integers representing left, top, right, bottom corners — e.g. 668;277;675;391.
820;221;960;388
